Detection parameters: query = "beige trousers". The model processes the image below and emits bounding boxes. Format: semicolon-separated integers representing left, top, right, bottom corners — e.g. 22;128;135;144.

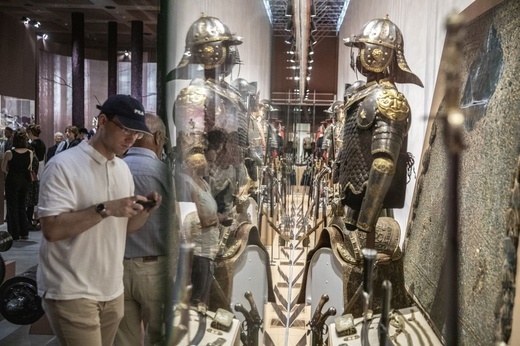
115;256;172;346
42;294;124;346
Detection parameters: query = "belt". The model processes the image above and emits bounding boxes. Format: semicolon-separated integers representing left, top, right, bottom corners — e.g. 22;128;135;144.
124;256;159;262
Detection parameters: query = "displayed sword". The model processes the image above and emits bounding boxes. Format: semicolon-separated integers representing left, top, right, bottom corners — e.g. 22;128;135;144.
360;248;377;346
257;185;265;235
378;280;394;346
307;294;337;346
234;291;263;346
261;211;291;242
313;165;331;224
293;218;324;248
170;243;194;346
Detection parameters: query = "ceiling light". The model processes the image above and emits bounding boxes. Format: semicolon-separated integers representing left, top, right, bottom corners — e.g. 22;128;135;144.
285;4;293;17
310;20;317;32
285;19;293;32
124;50;130;57
30;19;41;28
42;34;48;40
21;16;30;24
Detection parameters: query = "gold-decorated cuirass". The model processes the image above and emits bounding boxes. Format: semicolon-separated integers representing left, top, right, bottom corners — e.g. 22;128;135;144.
337;80;410;210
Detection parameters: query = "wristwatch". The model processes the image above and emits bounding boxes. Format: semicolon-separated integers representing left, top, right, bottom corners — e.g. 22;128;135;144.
95;203;108;218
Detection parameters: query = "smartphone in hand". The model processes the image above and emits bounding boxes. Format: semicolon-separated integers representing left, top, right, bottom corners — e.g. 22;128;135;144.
136;199;156;210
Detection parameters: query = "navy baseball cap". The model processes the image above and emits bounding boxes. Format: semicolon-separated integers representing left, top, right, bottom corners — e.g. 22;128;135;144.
97;94;150;134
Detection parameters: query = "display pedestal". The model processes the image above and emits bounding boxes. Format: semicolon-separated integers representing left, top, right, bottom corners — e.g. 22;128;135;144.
328;307;442;345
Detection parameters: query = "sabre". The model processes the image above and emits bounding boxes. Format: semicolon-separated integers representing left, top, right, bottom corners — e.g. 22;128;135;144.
170;243;194;346
361;248;377;346
378;280;394;346
261;211;290;242
314;165;331;224
293;218;324;249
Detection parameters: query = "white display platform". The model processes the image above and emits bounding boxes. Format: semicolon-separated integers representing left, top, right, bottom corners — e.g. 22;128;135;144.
328;306;442;346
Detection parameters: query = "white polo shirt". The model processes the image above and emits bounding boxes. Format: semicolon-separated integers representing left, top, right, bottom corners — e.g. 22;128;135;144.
37;141;134;301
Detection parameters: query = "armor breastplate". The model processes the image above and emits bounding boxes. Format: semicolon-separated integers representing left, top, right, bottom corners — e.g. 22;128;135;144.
174;78;250;166
337;81;410;209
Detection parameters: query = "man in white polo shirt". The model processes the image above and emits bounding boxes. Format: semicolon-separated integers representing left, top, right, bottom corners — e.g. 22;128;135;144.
37;94;162;346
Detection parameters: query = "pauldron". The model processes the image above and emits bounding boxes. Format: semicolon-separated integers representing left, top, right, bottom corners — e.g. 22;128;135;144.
355;82;410;130
376;88;410;121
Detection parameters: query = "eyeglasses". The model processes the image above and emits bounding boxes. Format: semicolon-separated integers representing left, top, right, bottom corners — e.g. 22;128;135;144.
108;118;144;139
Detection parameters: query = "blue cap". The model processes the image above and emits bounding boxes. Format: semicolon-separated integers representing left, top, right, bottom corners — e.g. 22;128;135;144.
97;94;150;134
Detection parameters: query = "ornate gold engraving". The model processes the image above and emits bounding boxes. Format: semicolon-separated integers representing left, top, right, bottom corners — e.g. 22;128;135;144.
373;157;395;174
376;88;410;121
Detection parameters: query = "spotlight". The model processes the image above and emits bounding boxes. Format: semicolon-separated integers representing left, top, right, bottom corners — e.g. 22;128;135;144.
309;47;314;55
310;20;317;32
21;16;30;24
42;34;48;40
124;50;130;57
285;19;293;32
310;3;316;17
310;35;317;45
285;4;293;17
308;56;314;63
30;19;41;28
285;34;294;45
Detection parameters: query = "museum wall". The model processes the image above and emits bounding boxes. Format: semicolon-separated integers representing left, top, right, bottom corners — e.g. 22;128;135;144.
0;12;36;101
337;0;474;241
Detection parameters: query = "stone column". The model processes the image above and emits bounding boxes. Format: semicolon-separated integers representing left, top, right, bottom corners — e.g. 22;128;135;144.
71;12;84;128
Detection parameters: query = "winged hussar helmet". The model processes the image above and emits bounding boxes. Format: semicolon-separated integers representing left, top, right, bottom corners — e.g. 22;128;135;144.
343;16;423;87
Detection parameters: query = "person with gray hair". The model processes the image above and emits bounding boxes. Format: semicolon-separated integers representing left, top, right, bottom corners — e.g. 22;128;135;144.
116;113;177;345
45;131;64;163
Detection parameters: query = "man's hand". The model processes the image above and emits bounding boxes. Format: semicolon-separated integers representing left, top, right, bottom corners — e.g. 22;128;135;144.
126;192;162;233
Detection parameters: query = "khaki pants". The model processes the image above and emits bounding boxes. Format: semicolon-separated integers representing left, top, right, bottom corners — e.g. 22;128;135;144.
42;294;124;346
115;256;172;346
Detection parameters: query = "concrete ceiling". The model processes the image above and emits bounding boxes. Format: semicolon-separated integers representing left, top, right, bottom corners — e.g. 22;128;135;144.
0;0;159;50
0;0;349;101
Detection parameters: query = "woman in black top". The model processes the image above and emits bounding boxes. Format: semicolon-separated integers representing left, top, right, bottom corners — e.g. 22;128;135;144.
27;124;46;161
1;130;33;240
27;124;45;229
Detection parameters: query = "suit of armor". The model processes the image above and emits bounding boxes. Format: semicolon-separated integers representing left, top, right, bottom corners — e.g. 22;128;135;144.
339;16;423;248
